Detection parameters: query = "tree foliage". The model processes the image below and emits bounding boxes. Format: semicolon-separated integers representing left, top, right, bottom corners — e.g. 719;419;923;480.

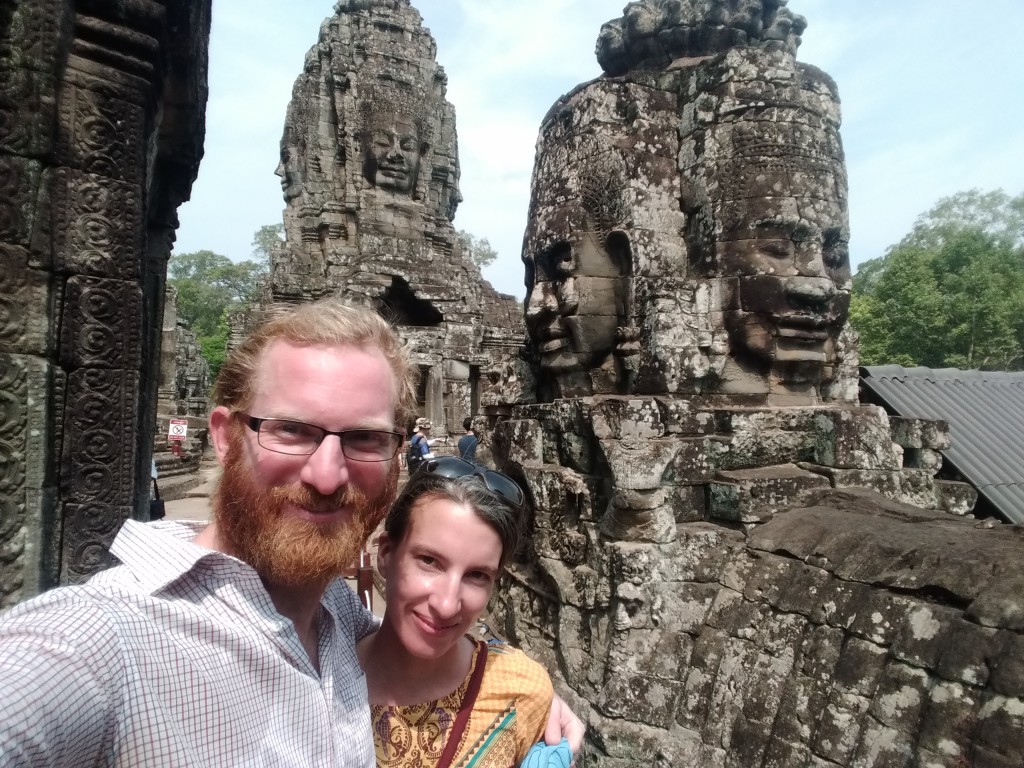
851;190;1024;370
456;230;498;268
168;228;271;378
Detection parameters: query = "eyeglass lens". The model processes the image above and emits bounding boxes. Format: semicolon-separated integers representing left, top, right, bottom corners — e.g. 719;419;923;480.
255;418;400;461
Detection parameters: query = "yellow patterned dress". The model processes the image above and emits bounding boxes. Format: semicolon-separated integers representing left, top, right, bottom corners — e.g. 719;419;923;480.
370;640;553;768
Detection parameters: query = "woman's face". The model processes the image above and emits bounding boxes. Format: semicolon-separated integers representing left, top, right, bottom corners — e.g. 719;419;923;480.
379;495;503;660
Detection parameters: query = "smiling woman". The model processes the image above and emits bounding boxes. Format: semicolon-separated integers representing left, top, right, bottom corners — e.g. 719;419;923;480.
357;459;567;768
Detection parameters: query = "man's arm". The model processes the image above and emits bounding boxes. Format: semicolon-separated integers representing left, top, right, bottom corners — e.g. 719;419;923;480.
544;693;584;753
0;601;121;765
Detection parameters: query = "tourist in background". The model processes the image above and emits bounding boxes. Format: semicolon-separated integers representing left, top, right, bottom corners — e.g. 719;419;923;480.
457;416;479;463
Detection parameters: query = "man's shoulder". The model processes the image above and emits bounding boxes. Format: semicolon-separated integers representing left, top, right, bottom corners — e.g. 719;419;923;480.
0;583;131;653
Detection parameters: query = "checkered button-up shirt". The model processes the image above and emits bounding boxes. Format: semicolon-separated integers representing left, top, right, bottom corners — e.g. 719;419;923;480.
0;520;377;767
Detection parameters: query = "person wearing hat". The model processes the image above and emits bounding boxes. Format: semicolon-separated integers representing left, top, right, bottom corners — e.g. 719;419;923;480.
406;418;436;472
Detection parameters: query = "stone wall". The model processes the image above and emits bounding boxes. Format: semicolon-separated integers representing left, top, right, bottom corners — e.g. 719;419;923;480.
0;0;211;598
491;0;1024;763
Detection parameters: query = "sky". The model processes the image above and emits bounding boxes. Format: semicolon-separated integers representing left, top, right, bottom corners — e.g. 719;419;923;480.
176;0;1024;299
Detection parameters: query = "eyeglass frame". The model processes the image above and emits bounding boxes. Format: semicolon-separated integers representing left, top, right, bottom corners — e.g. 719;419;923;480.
416;455;526;509
241;414;404;462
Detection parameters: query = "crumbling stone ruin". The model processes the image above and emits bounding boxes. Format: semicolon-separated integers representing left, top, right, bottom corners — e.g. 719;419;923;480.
265;0;523;433
0;0;211;597
153;286;209;483
491;1;1024;764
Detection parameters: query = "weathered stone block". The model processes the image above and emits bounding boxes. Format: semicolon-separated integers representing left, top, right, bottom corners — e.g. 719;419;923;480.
847;591;915;647
849;717;914;768
0;157;42;247
934;479;978;516
598;671;683;729
813;408;901;470
606;624;694;680
650;581;719;635
774;561;832;618
442;359;469;380
663;436;731;484
812;690;871;765
601;500;677;544
56;80;146;183
726;715;772;766
798;624;845;683
664;483;706;523
0;247;49;356
889;603;957;671
709;464;830;524
590;395;664;439
60;276;143;370
761;737;812;768
500;418;544;468
916;680;980;762
934;620;1005;688
51;169;143;279
772;674;829;746
654;397;718;435
975;693;1024;764
832;636;889;698
967;573;1024;632
598;437;679;490
811;577;871;630
868;661;929;732
990;633;1024;698
61;368;137;506
705;587;768;641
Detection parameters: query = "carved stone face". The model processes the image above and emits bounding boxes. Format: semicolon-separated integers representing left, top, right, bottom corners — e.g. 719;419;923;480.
525;230;629;376
364;113;422;194
716;175;851;366
275;143;302;202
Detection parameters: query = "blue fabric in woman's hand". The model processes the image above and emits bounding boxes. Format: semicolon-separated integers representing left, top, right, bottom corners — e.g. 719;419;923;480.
520;738;572;768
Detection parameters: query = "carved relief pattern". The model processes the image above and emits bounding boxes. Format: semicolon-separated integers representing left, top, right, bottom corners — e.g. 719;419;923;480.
60;276;142;371
0;156;41;248
60;503;127;585
0;355;27;606
57;79;145;184
62;368;137;509
52;168;142;279
0;244;48;356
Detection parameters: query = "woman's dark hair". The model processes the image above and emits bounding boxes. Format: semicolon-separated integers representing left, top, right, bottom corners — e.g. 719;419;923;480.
384;472;522;569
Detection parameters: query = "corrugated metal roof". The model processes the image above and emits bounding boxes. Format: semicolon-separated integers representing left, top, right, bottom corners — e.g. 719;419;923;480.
860;365;1024;524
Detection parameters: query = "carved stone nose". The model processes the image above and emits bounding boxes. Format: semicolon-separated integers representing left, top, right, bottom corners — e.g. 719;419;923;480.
786;277;836;308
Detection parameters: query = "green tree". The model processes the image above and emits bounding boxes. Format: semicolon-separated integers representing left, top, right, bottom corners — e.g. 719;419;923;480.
168;226;272;377
456;230;498;268
851;190;1024;370
251;223;284;262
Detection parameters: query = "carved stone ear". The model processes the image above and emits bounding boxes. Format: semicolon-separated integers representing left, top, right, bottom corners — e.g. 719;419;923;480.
604;230;632;277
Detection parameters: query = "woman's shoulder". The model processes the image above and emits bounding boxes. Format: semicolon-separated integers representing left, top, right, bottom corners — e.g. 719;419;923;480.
480;640;553;698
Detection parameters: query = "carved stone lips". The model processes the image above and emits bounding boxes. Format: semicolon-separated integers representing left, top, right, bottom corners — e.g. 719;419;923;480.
532;322;570;353
776;313;833;341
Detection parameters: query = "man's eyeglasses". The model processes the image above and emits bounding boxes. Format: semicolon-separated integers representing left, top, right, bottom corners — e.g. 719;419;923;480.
417;456;525;509
243;415;403;462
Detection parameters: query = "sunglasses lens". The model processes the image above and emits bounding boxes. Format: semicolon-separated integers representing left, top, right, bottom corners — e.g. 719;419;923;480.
422;457;524;508
484;472;524;508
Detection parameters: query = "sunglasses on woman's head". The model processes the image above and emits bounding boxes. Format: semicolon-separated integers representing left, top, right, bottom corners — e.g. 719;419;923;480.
417;456;525;509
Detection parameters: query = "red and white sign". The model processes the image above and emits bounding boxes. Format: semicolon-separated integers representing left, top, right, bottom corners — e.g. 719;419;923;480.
167;419;189;442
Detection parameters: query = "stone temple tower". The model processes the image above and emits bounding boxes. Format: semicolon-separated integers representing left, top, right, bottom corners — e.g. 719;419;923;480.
266;0;523;433
490;1;1024;765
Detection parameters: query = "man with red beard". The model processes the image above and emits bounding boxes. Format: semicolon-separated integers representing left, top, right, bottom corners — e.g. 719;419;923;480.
0;300;581;766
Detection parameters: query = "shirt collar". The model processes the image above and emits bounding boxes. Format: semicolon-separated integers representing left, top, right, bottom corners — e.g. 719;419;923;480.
109;519;249;595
